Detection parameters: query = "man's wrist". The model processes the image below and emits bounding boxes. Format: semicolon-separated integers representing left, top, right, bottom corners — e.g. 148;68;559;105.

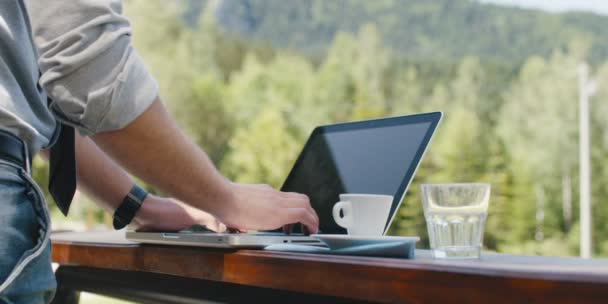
113;184;149;229
132;177;236;228
209;179;237;223
133;194;158;227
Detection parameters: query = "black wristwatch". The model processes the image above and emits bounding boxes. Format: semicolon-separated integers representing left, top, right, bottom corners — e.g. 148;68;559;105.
113;184;148;230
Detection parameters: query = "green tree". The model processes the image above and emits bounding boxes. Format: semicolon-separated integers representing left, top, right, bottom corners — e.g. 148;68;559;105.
497;46;585;254
221;53;320;185
316;24;390;122
222;106;300;187
588;62;608;255
175;74;233;165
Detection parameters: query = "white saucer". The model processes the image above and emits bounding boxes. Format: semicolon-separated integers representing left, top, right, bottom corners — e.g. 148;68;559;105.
310;234;420;250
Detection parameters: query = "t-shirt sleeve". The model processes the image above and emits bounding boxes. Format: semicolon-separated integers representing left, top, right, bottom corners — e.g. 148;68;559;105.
25;0;158;136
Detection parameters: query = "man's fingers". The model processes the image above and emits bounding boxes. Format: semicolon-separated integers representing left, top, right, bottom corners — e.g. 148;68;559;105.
285;208;319;234
236;183;319;233
280;192;319;224
302;225;310;236
284;199;319;229
283;224;293;235
219;224;228;232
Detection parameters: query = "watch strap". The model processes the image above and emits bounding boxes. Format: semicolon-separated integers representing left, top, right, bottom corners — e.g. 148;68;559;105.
113;184;148;230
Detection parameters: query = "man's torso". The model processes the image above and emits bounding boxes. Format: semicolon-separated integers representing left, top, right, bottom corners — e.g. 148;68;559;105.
0;0;56;155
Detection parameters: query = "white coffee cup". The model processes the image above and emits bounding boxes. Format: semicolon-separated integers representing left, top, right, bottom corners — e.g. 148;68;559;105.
332;194;394;236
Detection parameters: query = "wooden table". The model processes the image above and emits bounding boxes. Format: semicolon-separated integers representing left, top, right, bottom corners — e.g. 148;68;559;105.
50;231;608;304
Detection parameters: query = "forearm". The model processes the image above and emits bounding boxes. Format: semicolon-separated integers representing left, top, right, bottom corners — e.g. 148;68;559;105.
73;131;134;214
42;132;219;231
92;98;234;220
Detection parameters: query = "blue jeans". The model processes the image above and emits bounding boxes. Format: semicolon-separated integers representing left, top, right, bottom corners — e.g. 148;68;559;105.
0;160;56;303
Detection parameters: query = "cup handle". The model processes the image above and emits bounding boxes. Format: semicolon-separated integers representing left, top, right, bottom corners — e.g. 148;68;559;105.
332;201;353;229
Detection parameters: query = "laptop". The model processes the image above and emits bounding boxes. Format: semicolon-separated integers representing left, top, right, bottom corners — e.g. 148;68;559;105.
126;112;443;248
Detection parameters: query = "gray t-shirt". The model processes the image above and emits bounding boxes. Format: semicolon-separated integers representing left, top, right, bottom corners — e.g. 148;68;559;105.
0;0;158;155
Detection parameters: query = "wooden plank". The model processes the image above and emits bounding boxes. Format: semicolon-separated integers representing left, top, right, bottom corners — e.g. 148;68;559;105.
50;232;608;303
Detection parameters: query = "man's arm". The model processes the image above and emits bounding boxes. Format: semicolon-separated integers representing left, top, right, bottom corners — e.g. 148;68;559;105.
27;0;318;232
93;98;319;233
42;132;227;232
75;132;226;232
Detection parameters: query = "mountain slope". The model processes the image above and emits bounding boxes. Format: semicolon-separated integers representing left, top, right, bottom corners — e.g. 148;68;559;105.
209;0;608;64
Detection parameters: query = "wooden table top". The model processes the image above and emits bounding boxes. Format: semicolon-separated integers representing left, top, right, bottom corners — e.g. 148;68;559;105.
51;231;608;303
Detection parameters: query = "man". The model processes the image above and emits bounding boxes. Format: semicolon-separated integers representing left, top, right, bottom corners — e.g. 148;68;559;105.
0;1;319;303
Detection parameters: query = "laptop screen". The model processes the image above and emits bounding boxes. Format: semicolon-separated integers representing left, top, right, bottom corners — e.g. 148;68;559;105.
281;112;441;234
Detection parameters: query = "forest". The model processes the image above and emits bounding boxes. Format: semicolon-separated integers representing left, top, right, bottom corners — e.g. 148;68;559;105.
211;0;608;64
37;0;608;258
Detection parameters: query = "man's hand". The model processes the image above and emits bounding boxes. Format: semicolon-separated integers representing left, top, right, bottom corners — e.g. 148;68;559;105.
133;195;226;232
215;183;319;234
134;184;319;234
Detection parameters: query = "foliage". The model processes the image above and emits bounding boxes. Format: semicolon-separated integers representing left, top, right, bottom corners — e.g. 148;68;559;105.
212;0;608;65
36;0;608;258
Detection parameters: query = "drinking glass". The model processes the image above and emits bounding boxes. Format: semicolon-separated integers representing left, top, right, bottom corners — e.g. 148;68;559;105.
421;183;491;259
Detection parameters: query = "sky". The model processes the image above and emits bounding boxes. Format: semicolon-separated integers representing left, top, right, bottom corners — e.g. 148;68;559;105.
479;0;608;15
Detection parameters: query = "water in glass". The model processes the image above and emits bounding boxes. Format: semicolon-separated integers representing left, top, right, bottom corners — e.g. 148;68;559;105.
421;183;490;259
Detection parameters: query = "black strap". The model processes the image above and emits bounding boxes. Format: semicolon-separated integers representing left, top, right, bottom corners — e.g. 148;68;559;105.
113;184;148;230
